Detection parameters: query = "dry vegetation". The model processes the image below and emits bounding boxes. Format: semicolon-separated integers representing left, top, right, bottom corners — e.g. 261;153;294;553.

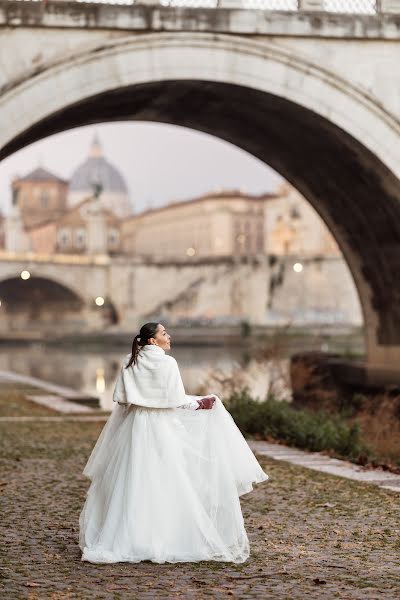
350;392;400;468
199;334;400;470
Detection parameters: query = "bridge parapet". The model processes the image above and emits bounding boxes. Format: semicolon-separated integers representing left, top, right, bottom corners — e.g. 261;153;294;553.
2;1;400;39
2;0;400;16
0;250;110;266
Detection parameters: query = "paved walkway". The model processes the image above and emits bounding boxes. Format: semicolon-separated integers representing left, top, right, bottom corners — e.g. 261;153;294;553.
0;369;97;403
249;441;400;493
1;417;399;599
25;394;95;413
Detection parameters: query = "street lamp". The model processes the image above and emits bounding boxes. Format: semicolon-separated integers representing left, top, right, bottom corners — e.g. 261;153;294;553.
293;262;303;273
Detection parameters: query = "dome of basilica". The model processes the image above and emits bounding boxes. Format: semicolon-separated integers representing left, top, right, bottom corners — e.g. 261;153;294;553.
67;134;133;218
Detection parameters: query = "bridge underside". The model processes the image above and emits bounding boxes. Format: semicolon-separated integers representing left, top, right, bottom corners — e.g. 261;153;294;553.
0;276;118;333
2;80;400;377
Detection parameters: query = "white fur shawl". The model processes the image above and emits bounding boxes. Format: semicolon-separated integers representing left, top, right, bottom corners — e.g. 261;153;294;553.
112;344;189;409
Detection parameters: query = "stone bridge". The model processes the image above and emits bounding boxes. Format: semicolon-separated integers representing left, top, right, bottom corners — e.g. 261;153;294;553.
1;2;400;377
0;251;269;333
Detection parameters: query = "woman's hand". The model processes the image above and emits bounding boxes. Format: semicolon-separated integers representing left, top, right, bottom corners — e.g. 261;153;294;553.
196;395;216;410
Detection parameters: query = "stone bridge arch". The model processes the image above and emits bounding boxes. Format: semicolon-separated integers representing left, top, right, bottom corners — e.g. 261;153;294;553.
0;268;86;304
1;33;400;376
0;273;85;331
0;269;120;330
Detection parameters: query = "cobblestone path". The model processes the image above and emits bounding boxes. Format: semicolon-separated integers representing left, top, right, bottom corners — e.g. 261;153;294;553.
1;418;399;599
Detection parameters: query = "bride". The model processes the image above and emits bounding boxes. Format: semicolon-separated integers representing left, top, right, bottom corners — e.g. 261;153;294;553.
79;322;269;564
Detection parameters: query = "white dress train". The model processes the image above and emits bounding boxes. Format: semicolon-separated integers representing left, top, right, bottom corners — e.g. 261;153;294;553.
79;346;269;564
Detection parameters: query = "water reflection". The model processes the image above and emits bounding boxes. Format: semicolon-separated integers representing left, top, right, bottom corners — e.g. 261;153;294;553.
0;334;363;410
0;344;246;410
95;367;106;394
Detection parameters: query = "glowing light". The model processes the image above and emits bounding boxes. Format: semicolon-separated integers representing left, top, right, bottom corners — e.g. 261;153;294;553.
95;296;105;306
96;367;106;393
21;270;30;280
186;247;196;257
293;262;303;273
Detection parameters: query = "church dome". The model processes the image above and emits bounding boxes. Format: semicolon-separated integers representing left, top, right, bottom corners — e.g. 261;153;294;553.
68;134;132;218
69;134;128;194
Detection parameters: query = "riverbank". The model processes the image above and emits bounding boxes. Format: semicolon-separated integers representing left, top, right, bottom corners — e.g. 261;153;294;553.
2;383;400;485
0;323;364;353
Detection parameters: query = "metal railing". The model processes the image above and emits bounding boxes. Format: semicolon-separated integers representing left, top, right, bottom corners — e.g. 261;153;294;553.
6;0;400;16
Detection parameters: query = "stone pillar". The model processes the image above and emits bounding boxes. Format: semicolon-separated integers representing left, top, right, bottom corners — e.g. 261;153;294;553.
252;256;270;324
4;205;30;252
365;342;400;386
86;200;108;255
378;0;400;12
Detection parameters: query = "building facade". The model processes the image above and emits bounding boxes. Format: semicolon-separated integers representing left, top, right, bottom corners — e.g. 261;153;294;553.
2;134;130;256
11;166;68;230
27;197;122;256
264;184;361;324
121;191;271;260
265;182;340;257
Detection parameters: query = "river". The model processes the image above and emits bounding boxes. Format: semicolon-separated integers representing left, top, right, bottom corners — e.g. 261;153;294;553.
0;331;364;410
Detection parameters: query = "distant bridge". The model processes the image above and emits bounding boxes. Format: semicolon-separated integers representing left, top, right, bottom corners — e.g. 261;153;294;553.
0;251;271;333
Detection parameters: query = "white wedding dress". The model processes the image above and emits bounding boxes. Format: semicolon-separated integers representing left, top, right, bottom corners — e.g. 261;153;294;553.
79;345;269;564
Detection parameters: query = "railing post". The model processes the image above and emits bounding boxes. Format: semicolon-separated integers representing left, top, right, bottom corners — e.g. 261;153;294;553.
217;0;248;7
298;0;324;9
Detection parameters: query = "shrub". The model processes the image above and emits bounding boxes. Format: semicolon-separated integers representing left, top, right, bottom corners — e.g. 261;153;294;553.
224;388;370;460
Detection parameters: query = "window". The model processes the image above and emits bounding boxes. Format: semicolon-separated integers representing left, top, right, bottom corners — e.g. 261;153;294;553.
40;190;50;208
108;228;119;247
75;227;86;248
58;228;71;248
290;206;301;220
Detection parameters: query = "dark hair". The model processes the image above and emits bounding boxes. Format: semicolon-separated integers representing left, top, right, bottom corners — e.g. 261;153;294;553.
125;322;160;368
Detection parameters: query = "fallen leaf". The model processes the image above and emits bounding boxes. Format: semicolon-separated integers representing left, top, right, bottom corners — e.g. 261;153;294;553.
106;585;130;590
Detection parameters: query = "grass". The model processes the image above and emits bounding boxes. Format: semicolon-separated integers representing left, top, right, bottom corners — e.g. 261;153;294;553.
0;383;109;418
224;388;371;462
0;383;60;417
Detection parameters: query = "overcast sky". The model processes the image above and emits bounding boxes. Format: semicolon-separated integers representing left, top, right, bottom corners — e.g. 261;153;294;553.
0;121;283;216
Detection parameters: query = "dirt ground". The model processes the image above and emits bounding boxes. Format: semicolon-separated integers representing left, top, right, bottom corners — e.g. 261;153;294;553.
1;415;399;599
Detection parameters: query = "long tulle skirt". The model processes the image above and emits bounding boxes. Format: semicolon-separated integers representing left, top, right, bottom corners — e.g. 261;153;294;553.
79;396;269;564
